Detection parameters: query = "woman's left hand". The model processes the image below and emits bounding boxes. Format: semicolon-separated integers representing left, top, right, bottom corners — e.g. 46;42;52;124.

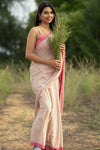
60;44;66;54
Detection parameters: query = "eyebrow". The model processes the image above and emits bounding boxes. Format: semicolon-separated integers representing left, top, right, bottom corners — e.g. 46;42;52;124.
44;10;53;12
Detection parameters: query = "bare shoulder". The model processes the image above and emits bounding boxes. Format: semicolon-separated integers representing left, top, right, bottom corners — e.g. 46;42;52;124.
28;26;39;39
28;27;37;35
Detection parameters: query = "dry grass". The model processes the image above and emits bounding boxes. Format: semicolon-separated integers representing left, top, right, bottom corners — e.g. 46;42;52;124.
0;58;100;132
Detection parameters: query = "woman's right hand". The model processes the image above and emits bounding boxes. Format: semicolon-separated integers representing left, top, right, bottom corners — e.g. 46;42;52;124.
48;59;61;70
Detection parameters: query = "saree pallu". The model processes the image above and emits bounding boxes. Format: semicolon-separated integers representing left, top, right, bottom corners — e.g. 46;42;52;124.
29;29;65;150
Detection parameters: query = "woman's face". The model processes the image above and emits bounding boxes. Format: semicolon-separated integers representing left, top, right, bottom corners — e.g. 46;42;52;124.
40;7;54;24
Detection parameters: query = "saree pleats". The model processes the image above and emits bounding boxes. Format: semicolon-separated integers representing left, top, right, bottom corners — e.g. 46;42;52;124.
29;33;65;150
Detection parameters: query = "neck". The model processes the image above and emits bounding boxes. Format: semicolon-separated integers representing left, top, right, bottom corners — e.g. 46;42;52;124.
40;22;50;30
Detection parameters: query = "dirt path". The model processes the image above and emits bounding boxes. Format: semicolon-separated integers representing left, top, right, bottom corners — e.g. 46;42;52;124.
0;90;100;150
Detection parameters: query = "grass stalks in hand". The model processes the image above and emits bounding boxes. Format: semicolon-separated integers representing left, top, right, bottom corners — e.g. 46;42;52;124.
48;14;71;60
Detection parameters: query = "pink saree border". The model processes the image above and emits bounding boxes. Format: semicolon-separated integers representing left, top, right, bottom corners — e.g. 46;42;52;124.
35;28;52;48
30;142;63;150
59;51;65;116
35;33;50;48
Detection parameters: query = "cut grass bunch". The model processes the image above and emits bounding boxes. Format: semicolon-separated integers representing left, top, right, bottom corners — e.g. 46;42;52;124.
48;13;71;60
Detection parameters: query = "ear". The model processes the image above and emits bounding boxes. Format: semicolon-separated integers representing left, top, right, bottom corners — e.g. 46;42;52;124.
38;13;40;16
38;14;42;21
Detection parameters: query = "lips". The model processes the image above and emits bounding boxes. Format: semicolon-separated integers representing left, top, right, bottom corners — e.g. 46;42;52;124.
47;18;51;21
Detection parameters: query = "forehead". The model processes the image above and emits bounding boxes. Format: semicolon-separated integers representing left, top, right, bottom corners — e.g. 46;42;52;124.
42;7;53;12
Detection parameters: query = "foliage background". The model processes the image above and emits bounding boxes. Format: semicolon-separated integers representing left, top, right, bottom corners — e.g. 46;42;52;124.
0;2;100;147
0;0;100;65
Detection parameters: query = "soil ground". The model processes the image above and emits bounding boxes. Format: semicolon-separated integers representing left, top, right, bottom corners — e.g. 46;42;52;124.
0;89;100;150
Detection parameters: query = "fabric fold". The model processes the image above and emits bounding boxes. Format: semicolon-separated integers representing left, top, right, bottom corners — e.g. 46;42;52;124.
29;29;65;150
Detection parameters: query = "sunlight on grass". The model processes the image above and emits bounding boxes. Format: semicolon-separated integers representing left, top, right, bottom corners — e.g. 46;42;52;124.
17;67;34;97
0;58;100;131
64;57;100;108
64;57;100;130
0;66;14;104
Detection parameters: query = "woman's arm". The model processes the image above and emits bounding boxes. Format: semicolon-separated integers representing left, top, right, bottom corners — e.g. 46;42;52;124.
25;27;61;70
25;27;50;65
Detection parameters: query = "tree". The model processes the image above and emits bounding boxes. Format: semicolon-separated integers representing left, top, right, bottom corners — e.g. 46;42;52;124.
0;0;26;61
25;0;100;65
35;0;86;11
34;0;100;64
66;0;100;63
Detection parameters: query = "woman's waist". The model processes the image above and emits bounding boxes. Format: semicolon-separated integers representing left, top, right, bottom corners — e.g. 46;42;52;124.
29;62;55;86
29;61;55;74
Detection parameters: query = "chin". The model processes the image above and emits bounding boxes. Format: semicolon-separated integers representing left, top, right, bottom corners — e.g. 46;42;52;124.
44;21;51;24
47;20;52;23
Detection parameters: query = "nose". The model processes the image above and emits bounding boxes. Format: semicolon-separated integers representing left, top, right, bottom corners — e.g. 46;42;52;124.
48;13;51;16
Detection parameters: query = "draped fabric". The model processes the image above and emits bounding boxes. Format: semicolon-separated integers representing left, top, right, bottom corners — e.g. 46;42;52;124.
29;28;65;150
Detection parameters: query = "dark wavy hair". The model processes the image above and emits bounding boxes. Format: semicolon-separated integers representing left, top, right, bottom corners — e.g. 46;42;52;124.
35;1;58;30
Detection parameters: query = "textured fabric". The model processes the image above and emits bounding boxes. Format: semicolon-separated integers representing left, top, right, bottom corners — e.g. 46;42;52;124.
29;28;65;150
35;28;52;48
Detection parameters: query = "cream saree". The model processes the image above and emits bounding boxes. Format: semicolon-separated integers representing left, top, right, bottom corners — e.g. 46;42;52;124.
29;28;65;150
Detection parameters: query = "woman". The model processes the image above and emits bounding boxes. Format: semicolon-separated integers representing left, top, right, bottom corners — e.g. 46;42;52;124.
25;1;65;150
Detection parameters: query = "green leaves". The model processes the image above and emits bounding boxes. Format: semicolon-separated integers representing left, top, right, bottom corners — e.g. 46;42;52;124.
48;13;72;60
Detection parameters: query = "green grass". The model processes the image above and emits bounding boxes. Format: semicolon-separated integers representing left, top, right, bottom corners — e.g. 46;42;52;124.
0;66;14;104
0;61;34;105
16;67;34;97
64;58;100;130
64;58;100;108
0;58;100;131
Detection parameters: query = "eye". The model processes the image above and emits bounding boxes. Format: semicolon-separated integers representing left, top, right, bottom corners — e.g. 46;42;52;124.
44;11;49;14
50;11;54;14
43;11;54;15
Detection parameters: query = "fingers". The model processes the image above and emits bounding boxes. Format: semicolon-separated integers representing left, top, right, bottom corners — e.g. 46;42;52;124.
60;44;65;53
60;44;65;48
56;65;60;70
56;60;61;63
56;60;61;70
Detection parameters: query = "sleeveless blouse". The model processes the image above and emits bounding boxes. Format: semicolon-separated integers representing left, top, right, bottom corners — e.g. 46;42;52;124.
35;28;53;48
